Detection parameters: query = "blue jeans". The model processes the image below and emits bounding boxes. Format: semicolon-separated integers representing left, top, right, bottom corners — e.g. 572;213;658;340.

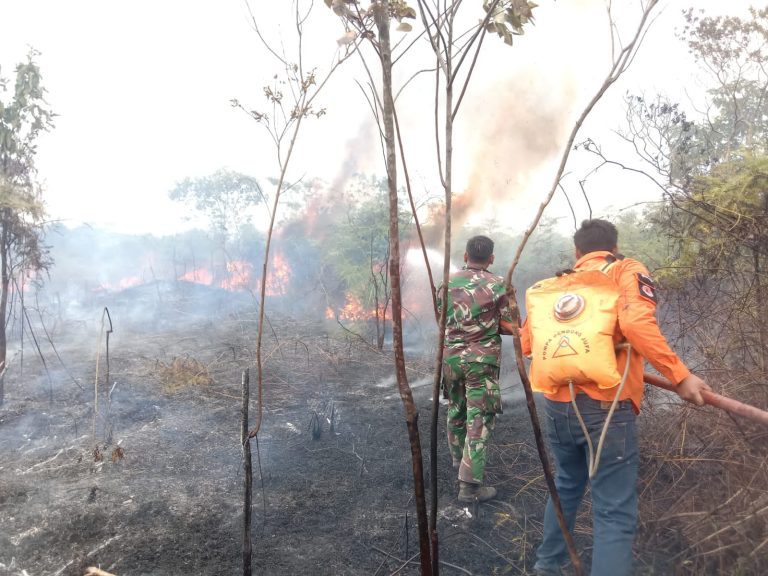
534;394;639;576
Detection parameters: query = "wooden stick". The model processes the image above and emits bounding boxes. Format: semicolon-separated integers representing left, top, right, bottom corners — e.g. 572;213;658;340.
511;329;584;574
643;372;768;426
85;568;117;576
370;546;473;576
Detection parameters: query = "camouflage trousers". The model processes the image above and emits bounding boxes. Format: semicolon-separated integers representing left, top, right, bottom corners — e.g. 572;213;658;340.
443;360;501;485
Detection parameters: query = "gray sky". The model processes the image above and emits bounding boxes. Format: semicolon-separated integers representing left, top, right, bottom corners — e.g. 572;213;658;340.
0;1;755;236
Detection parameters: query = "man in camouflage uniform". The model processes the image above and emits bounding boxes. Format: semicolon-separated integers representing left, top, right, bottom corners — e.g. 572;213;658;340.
438;235;515;502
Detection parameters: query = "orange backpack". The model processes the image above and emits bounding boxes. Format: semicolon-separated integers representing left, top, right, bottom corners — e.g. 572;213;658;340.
525;266;622;394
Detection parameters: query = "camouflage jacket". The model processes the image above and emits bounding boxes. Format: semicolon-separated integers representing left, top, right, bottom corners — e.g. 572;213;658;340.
437;267;513;366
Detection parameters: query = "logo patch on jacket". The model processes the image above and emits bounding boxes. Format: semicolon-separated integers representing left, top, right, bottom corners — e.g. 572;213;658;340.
637;273;658;303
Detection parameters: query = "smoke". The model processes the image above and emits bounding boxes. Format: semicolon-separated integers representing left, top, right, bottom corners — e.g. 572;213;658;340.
438;71;579;241
413;0;611;247
296;120;379;242
329;120;379;197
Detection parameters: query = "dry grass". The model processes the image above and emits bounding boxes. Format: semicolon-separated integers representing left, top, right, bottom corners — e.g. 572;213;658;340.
636;376;768;575
486;378;768;575
154;355;213;393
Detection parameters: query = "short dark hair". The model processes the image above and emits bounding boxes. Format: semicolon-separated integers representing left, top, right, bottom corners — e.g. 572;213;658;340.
573;219;618;254
466;235;494;262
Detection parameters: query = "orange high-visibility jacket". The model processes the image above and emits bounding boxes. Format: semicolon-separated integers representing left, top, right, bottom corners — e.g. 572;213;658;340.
520;251;690;413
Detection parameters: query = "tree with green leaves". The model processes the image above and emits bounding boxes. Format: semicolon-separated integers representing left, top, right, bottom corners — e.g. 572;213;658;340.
169;168;266;289
170;169;264;245
648;155;768;372
613;7;768;190
0;50;54;406
322;1;448;570
327;2;601;572
324;174;413;350
607;7;768;375
681;7;768;160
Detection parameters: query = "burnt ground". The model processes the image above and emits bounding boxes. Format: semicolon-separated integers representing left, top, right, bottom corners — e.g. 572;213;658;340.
1;287;751;575
0;291;549;576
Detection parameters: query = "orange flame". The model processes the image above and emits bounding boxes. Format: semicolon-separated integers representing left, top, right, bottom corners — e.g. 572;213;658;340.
97;252;293;295
220;260;254;291
327;293;380;321
264;253;290;296
116;276;144;290
179;267;214;285
92;275;146;292
175;253;291;295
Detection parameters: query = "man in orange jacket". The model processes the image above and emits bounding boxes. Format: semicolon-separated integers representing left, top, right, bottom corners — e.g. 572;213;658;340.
520;219;710;576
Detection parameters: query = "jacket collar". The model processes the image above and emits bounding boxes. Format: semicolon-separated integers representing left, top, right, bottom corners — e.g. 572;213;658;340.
574;250;614;269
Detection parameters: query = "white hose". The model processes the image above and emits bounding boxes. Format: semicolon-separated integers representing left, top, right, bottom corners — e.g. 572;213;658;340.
569;342;633;479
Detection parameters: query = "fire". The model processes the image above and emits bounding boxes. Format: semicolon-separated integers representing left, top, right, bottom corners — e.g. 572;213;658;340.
327;293;379;322
264;252;290;296
92;252;293;296
179;267;214;285
116;276;144;290
91;252;158;293
175;253;291;295
92;275;146;292
220;260;253;291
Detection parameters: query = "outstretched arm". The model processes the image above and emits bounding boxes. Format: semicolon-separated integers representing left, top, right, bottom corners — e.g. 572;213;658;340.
616;260;691;385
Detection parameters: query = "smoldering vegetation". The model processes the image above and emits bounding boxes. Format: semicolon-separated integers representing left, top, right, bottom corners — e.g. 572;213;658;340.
0;218;766;575
0;221;532;575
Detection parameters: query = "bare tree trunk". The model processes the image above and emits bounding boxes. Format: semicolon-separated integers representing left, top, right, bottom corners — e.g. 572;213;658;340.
241;369;253;576
0;222;9;406
428;19;455;574
418;5;508;570
510;309;583;573
371;246;386;351
753;247;767;372
375;3;432;573
248;0;353;440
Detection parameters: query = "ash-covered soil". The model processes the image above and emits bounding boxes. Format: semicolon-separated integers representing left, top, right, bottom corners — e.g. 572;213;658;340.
0;300;548;576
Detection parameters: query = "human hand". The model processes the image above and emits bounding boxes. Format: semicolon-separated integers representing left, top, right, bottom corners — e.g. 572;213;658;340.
676;374;711;406
499;319;517;336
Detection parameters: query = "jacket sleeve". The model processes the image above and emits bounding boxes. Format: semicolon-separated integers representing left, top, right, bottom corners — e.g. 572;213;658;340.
615;259;691;385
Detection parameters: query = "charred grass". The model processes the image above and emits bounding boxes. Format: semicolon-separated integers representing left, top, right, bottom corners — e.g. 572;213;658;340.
0;305;766;575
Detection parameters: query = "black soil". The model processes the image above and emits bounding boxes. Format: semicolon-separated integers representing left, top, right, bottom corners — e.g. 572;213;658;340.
0;305;548;576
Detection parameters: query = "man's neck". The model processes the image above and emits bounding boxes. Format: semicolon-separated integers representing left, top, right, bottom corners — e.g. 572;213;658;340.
465;262;487;271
